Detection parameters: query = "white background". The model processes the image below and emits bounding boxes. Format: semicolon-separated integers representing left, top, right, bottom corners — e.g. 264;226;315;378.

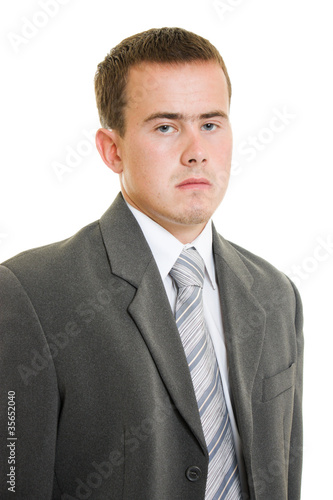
1;0;332;497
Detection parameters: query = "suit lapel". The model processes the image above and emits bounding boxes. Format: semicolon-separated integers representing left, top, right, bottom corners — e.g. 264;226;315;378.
128;261;207;453
99;194;207;454
212;226;266;465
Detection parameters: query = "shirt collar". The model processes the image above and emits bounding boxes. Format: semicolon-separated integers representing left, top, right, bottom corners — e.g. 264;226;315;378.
126;202;217;289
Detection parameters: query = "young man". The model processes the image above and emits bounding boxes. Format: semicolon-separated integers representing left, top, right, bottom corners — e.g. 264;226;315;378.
0;28;303;499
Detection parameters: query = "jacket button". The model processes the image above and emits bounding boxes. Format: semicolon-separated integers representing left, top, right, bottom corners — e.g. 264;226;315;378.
185;466;202;482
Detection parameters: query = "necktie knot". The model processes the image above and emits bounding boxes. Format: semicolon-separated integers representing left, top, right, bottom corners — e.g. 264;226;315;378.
170;247;205;289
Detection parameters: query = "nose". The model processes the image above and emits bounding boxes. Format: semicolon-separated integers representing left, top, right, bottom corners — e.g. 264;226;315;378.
180;130;208;167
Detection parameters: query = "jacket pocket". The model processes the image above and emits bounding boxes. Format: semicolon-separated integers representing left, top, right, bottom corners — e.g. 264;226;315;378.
262;363;296;402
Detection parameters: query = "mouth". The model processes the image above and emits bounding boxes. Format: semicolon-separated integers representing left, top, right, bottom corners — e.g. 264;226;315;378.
176;177;212;190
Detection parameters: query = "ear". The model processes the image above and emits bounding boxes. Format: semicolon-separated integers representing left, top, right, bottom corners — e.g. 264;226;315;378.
95;128;123;173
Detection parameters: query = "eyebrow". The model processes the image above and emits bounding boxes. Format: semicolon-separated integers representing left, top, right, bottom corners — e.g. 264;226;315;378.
143;110;228;123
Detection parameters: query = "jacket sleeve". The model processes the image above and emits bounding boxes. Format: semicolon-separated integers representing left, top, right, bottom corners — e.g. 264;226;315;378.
0;265;59;499
287;278;304;499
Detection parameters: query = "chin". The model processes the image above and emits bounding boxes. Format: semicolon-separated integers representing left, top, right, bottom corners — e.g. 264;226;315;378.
172;207;213;226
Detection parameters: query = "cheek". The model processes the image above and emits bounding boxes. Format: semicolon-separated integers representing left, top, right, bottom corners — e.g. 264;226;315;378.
213;142;232;186
123;160;163;196
224;146;233;167
213;145;232;172
132;144;171;184
219;138;233;165
126;136;165;170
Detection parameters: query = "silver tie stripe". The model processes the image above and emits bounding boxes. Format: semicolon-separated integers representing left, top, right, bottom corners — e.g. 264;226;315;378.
170;247;242;500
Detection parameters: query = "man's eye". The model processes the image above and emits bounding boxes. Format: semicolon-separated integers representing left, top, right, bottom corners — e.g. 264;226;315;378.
157;125;174;133
202;123;217;131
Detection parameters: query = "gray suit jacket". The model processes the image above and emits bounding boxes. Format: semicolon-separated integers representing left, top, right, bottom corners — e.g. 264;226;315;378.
0;193;303;499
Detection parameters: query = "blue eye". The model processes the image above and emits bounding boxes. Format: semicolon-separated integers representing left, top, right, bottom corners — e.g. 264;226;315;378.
202;123;216;131
157;125;173;133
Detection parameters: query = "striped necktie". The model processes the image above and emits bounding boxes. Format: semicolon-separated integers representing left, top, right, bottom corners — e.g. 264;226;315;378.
170;247;242;500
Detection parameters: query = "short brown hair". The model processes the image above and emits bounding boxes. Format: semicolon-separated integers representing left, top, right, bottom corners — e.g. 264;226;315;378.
94;27;232;137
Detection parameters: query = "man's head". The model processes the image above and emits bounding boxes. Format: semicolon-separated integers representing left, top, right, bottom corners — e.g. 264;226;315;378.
94;27;231;137
95;28;233;243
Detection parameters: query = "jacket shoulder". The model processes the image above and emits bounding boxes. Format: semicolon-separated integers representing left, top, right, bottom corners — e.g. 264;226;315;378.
215;233;303;337
214;231;299;299
226;238;284;276
1;219;103;289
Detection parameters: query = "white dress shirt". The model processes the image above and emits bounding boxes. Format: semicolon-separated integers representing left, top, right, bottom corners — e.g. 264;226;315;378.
126;202;246;491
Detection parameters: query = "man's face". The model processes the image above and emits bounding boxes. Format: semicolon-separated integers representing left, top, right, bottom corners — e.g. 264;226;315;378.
116;61;232;241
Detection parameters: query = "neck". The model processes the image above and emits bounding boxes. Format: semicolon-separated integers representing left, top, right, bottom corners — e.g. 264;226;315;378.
160;220;207;244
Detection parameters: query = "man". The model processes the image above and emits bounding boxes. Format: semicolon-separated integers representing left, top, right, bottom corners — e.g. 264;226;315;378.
0;27;303;499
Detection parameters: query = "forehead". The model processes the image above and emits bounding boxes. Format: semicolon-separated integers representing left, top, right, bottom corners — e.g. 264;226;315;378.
125;61;230;118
